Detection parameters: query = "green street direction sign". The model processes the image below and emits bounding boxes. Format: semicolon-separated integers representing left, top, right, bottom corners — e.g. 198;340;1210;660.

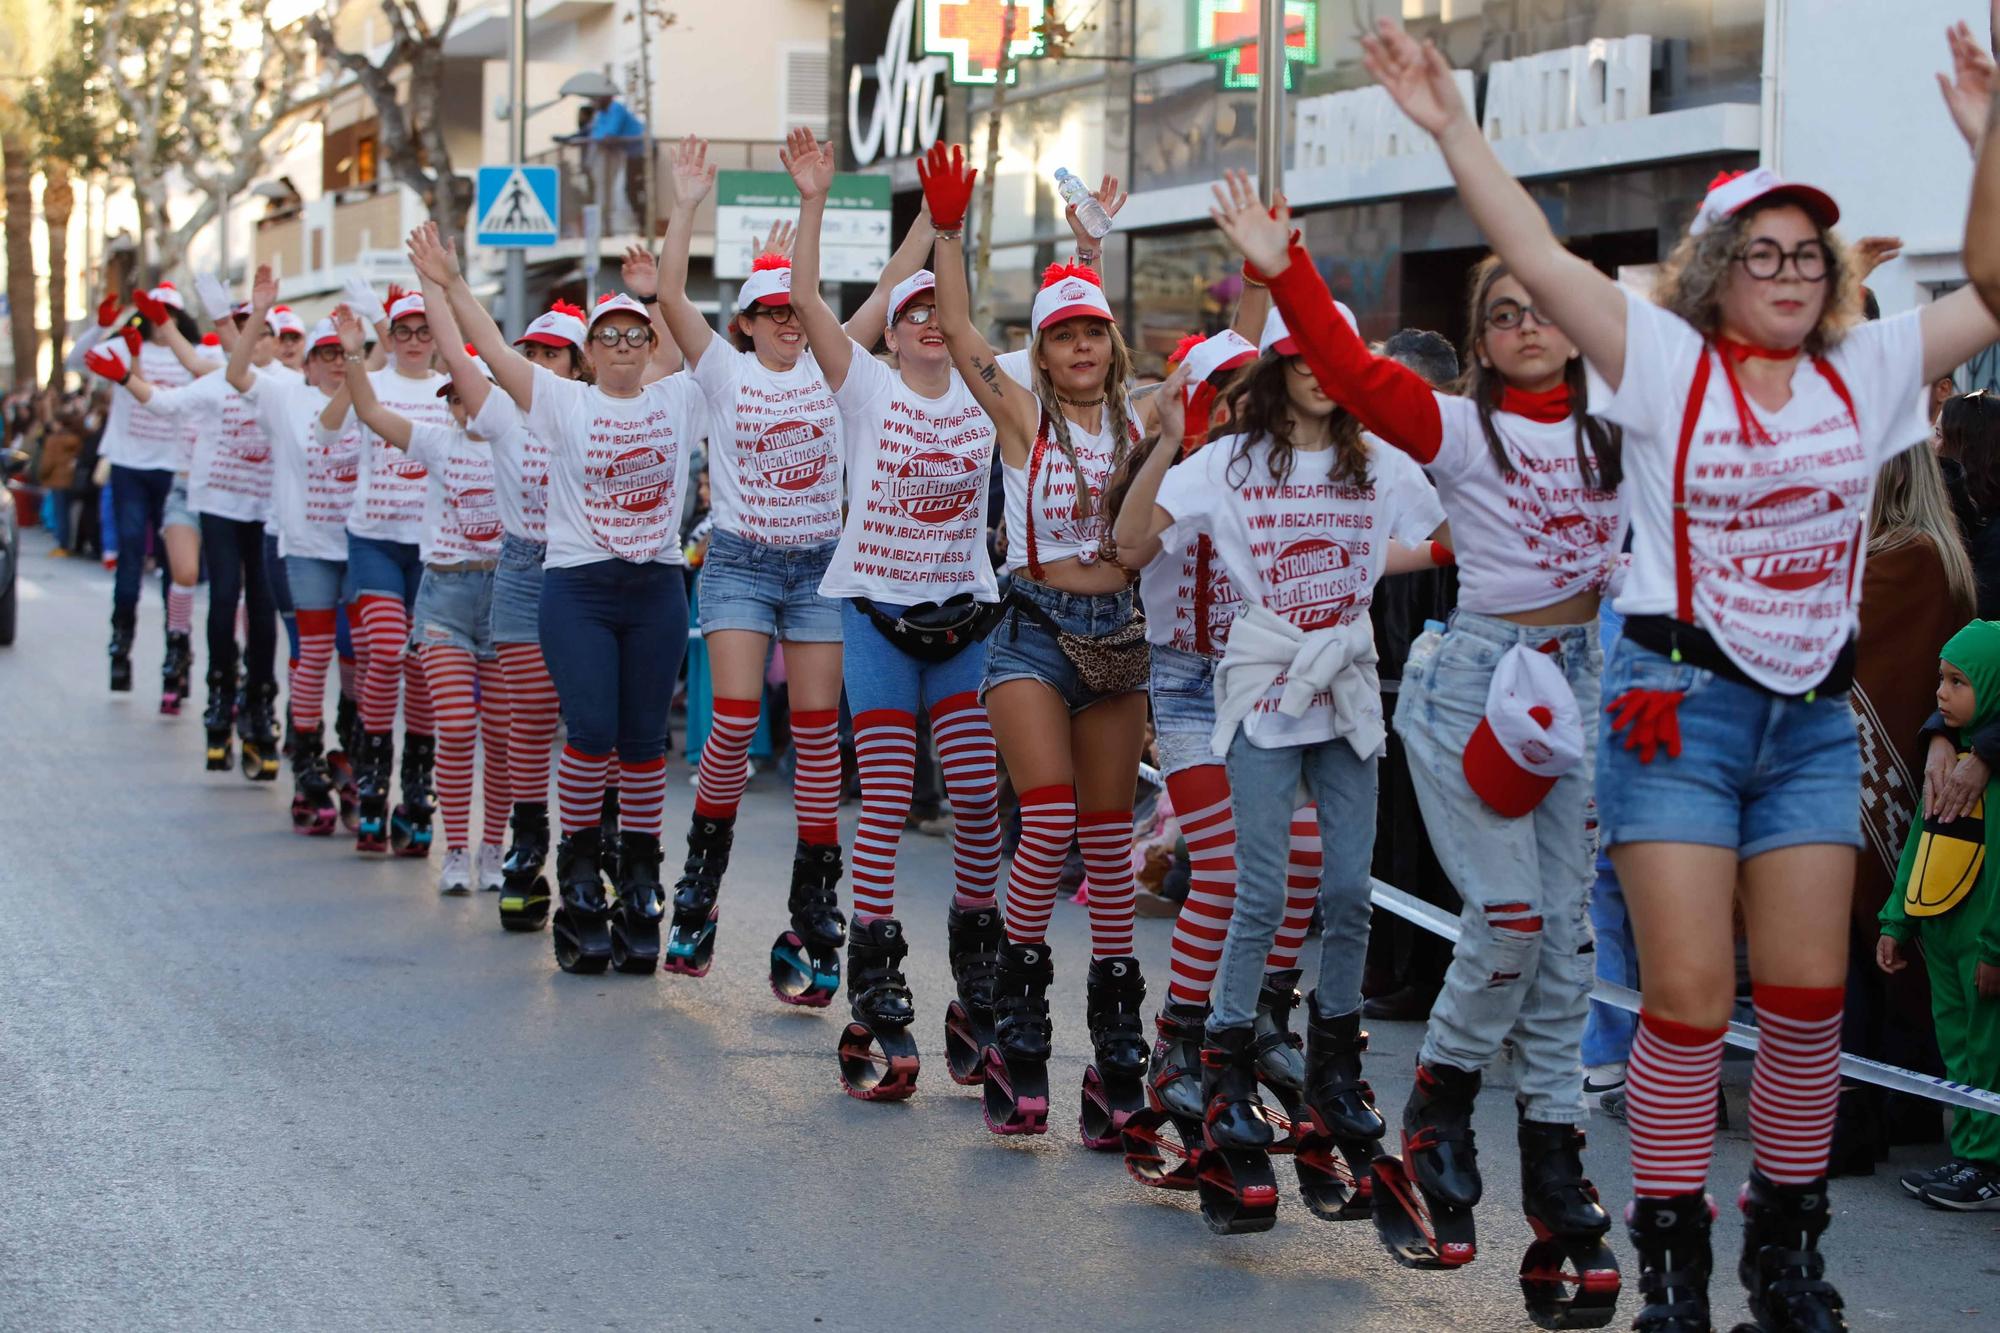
714;171;894;282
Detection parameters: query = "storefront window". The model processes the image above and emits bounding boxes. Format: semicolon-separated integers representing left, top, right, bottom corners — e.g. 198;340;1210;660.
1132;52;1259;194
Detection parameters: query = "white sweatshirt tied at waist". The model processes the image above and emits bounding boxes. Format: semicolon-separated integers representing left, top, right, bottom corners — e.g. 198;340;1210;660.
1210;603;1384;759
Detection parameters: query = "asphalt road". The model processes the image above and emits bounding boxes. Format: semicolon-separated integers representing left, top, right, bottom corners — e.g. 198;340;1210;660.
1;527;1994;1331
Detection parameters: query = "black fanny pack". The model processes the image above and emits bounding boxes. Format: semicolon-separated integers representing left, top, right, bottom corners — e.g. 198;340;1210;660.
855;594;1004;663
1622;615;1856;700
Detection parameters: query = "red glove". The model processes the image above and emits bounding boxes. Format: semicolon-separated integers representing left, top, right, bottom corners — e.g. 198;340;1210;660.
916;142;976;232
384;283;408;308
84;342;133;385
132;289;169;326
121;326;143;356
95;293;123;329
1606;689;1684;765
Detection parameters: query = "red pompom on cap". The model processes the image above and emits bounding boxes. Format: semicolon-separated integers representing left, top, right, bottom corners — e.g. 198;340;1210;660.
1038;261;1103;290
751;252;792;272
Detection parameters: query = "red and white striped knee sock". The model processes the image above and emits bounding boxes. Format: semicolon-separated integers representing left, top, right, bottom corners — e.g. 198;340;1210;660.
166;583;195;635
402;649;434;734
496;643;557;809
354;595;408;733
931;692;1001;909
849;709;915;920
694;696;760;821
1627;1010;1728;1197
1164;766;1236;1006
1078;809;1138;958
1266;804;1322;971
477;657;510;846
1005;785;1076;946
1749;984;1843;1184
424;647;479;851
557;746;610;835
790;708;842;846
619;756;667;840
291;608;337;733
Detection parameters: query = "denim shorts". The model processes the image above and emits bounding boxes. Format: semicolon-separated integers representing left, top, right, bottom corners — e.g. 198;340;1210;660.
491;533;545;645
697;528;841;642
285;554;348;611
163;476;197;532
413;566;497;660
984;578;1143;714
348;532;423;603
1595;636;1862;858
1149;642;1220;777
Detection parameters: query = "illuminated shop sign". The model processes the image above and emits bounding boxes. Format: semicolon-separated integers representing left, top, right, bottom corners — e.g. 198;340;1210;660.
1194;0;1318;92
921;0;1051;86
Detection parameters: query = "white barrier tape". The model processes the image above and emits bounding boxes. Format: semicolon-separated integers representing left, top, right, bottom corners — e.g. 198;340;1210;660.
1365;878;2000;1117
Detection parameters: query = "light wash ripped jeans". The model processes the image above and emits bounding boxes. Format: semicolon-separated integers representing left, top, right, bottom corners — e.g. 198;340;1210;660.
1393;609;1602;1125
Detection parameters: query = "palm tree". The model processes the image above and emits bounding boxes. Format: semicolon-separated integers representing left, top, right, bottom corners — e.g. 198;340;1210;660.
1;113;36;388
43;161;72;385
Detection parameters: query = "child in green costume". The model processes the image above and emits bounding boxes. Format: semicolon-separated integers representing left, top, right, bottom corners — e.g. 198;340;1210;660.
1880;617;2000;1210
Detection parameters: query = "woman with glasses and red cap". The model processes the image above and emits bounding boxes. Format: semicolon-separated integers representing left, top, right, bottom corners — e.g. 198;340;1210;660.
1363;17;2000;1329
315;281;450;857
646;135;935;1003
415;222;712;979
780;128;1004;1105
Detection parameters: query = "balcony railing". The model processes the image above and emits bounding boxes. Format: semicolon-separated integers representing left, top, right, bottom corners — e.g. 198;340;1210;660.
522;137;786;242
251;181;432;296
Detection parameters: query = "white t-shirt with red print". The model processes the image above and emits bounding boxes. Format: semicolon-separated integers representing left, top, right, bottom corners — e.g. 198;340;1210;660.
1139;529;1243;656
470;391;548;544
1002;403;1137;576
326;367;449;546
688;344;844;547
139;369;277;523
821;341;999;605
1587;287;1928;693
523;364;709;569
405;424;505;565
1157;434;1445;747
1425;397;1626;615
242;371;362;562
103;342;198;472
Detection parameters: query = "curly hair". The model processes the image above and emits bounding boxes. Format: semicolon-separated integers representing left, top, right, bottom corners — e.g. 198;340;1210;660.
1029;317;1136;523
1652;200;1859;357
1219;354;1367;490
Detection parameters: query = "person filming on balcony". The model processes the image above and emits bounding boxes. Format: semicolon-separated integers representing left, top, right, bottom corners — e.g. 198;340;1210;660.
567;89;648;235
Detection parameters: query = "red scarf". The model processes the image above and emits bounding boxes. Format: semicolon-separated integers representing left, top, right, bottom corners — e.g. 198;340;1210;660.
1499;382;1571;424
1713;337;1804;448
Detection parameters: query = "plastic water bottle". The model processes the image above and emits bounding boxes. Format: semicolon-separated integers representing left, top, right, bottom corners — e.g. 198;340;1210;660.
1054;168;1113;239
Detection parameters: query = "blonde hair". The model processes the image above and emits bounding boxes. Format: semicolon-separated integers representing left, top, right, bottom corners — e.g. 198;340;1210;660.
1030;318;1135;521
1870;444;1977;612
1653;201;1860;357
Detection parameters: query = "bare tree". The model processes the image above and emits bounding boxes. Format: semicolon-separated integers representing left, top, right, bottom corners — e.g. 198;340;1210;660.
304;0;471;246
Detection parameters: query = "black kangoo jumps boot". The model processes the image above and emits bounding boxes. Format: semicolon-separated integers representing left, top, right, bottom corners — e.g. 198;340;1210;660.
836;916;918;1101
1080;956;1150;1149
664;813;734;977
498;802;552;931
1627;1192;1715;1333
1518;1112;1620;1329
551;826;613;974
1733;1172;1846;1333
981;941;1054;1135
942;902;1004;1083
608;831;665;975
770;840;845;1006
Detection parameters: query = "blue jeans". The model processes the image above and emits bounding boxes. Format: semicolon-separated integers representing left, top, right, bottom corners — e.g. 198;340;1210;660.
697;529;842;642
414;567;496;660
200;514;277;688
109;464;174;614
1396;609;1602;1124
265;531;298;662
1148;642;1219;777
839;598;990;716
1582;852;1639;1066
347;532;423;605
1596;637;1862;856
490;534;545;645
1214;728;1378;1033
539;560;688;764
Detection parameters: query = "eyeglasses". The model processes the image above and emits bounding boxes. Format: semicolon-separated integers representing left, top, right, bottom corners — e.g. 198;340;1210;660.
747;304;798;326
1734;239;1832;283
592;326;654;348
309;346;343;363
1484;298;1555;331
896;304;938;326
390;323;434;343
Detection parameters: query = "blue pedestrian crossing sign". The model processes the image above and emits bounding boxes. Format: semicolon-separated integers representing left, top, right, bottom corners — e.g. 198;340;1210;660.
475;165;560;248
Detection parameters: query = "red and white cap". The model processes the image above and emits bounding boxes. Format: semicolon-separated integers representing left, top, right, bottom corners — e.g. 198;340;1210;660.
387;291;426;325
267;306;307;338
1461;645;1584;818
307;318;343;352
1259;300;1355;358
1181;329;1257;396
515;300;588;349
737;254;794;311
886;269;937;330
587;291;652;329
149;282;185;311
1031;263;1114;332
1689;168;1839;238
438;343;495;395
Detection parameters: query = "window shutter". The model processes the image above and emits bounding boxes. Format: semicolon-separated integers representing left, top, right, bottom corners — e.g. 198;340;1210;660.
782;46;830;137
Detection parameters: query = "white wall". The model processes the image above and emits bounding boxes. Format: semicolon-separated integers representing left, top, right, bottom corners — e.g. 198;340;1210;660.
1773;0;1986;313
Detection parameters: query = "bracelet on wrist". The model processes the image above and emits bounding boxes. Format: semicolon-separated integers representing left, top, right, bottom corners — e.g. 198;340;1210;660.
935;227;964;240
1073;249;1100;265
634;291;659;305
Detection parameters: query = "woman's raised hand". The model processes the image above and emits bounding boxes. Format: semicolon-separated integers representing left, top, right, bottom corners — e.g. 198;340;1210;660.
781;127;835;202
670;134;717;207
1208;169;1293;277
